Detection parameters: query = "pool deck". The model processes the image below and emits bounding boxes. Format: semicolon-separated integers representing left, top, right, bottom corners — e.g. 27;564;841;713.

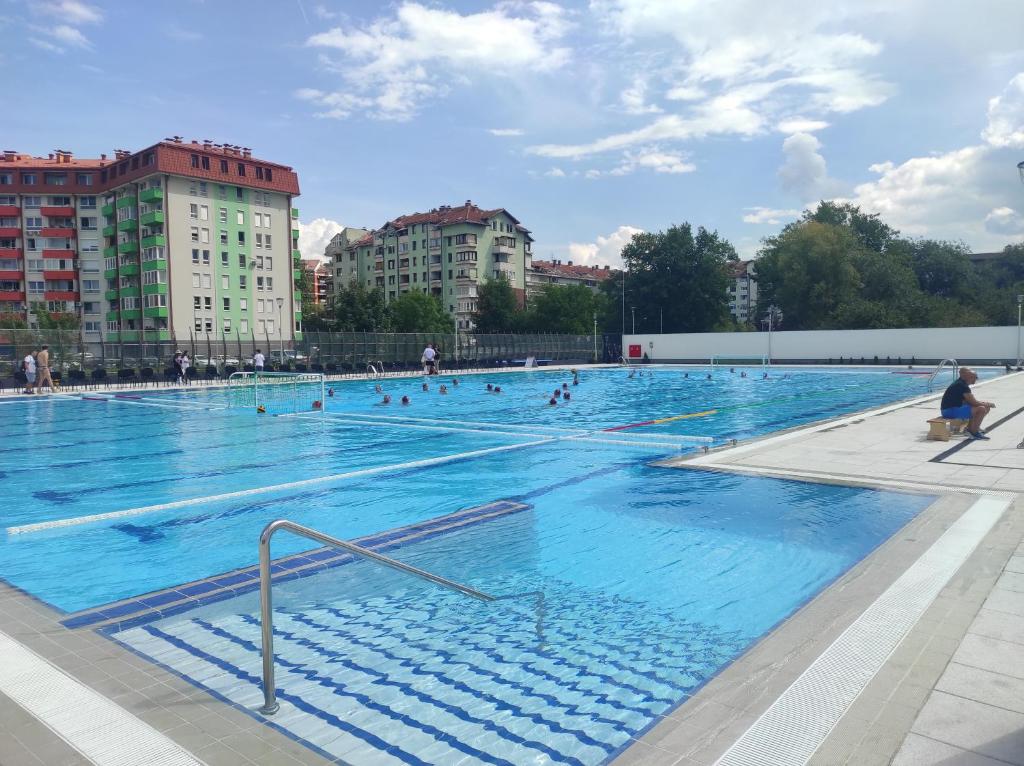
1;367;1022;765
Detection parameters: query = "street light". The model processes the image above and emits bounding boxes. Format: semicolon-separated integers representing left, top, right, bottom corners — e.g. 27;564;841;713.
276;296;284;363
592;311;598;363
631;306;635;335
1016;294;1023;368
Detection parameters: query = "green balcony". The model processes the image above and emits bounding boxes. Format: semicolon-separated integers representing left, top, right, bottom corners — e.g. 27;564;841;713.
121;309;141;321
101;203;114;216
117;240;138;254
143;306;168;319
294;310;302;321
118;283;139;296
142;258;167;272
105;332;119;342
120;331;139;341
143;282;167;295
139;187;164;204
104;268;118;280
293;268;302;281
105;310;119;322
119;263;140;277
115;196;136;209
294;330;303;341
293;290;301;303
117;218;136;232
291;207;299;219
291;228;300;240
292;249;301;261
103;246;117;258
140;211;164;227
148;329;171;341
102;224;116;238
104;288;118;301
141;234;166;249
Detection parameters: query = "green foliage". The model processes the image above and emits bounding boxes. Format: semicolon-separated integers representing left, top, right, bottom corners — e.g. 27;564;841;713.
31;302;80;331
801;201;898;253
0;312;28;329
472;277;521;332
332;282;390;332
615;223;734;333
521;284;608;334
389;291;454;333
297;264;315;308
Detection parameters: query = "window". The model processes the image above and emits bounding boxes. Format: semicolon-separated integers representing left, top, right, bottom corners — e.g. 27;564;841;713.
255;167;264;180
254;213;262;228
265;213;271;228
239;298;247;311
222;275;229;289
256;276;264;291
265;234;272;248
194;318;202;331
192;248;200;264
205;319;212;333
265;168;273;182
267;319;275;335
80;196;96;209
237;231;245;246
201;156;210;171
256;256;264;269
204;296;212;309
239;274;247;289
23;196;41;208
82;279;100;291
200;205;209;221
237;163;246;177
0;195;14;205
192;273;201;288
194;296;201;309
202;274;211;288
22;173;37;185
265;256;272;270
258;319;265;333
190;227;199;242
190;203;199;219
236;210;244;225
28;280;44;293
25;217;42;230
202;249;210;265
85;321;101;332
255;233;263;249
76;173;93;186
190;154;200;168
235;187;243;201
221;251;229;266
199;181;208;196
257;299;265;313
220;159;228;173
223;319;231;332
223;297;230;311
219;207;227;223
238;254;246;268
240;319;248;334
266;276;273;290
218;184;227;199
0;174;11;185
200;228;209;244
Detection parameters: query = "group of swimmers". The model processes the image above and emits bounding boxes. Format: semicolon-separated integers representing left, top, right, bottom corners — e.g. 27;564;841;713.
371;369;581;407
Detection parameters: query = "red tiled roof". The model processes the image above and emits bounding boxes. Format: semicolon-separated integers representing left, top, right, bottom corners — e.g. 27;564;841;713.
531;260;616;280
728;259;755;278
383;202;527;231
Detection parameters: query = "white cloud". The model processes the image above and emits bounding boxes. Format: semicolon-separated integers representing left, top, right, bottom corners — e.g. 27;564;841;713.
776;118;829;133
742;206;802;225
50;24;90;48
982;72;1024;149
295;87;371;120
778;132;840;199
613;148;695;175
544;167;566;177
489;128;524;137
301;2;571;120
564;225;645;269
29;37;64;54
985;207;1024;236
620;77;662;115
38;0;101;24
665;85;706;102
298;218;346;262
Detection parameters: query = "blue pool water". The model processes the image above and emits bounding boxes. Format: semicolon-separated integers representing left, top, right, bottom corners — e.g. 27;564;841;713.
0;365;964;764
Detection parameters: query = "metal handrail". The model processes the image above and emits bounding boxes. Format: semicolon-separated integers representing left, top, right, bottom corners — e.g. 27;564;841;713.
257;519;495;715
927;358;958;390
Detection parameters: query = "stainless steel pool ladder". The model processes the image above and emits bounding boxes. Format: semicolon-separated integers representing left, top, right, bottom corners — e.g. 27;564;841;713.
257;519;496;715
927;358;958;390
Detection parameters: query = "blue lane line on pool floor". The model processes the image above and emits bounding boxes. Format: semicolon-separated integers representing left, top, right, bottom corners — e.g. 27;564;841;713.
65;499;532;631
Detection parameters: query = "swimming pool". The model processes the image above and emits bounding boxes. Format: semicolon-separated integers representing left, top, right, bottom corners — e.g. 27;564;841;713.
0;365;974;764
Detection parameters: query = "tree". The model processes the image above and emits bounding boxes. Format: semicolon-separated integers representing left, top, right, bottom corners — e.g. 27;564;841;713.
332;282;390;331
755;222;863;329
612;224;736;334
472;277;520;332
802;201;898;253
32;303;80;331
522;284;607;334
297;264;315;308
0;312;28;329
388;291;454;333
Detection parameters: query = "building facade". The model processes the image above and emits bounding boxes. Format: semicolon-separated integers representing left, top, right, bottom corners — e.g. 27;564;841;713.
526;259;615;298
0;138;302;345
342;202;532;330
325;226;370;304
301;259;332;306
728;259;758;324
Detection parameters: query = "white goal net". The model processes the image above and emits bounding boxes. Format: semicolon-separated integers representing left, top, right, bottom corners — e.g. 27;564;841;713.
227;372;327;414
709;355;769;369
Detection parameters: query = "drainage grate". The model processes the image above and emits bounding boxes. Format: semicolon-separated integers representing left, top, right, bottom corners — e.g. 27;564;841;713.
715;493;1010;766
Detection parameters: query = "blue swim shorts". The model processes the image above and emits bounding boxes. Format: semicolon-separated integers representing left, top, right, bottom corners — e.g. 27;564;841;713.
941;405;972;420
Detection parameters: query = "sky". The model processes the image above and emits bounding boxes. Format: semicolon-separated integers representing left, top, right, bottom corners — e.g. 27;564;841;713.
2;0;1024;269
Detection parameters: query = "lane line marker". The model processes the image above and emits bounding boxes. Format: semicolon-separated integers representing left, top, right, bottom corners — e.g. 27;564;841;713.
7;437;556;535
0;630;204;766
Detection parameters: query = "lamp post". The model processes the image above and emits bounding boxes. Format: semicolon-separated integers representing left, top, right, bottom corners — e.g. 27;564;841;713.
659;307;663;334
1017;294;1023;368
631;306;635;335
276;296;284;363
592;311;598;363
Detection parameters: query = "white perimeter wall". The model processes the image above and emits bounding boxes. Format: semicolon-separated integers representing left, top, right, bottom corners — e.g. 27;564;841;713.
626;326;1022;363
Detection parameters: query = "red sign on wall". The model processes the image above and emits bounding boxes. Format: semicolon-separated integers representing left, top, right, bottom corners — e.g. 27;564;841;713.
628;344;642;358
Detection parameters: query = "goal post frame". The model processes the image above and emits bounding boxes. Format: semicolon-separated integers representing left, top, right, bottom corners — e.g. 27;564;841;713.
227;371;326;414
709;354;769;369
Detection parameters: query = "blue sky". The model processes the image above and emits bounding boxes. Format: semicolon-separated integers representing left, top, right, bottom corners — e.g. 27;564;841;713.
3;0;1024;267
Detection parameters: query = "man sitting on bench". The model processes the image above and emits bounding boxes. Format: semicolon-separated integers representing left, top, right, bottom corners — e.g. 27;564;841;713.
940;368;994;440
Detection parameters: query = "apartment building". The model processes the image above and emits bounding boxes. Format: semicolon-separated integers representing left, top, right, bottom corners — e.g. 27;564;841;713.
728;259;758;324
343;202;532;330
0;138;301;344
301;259;332;305
324;226;370;303
526;259;615;298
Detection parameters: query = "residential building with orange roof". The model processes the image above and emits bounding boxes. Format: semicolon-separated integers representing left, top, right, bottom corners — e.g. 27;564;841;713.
526;259;616;298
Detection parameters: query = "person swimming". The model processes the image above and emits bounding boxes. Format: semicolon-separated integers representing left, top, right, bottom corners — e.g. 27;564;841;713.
763;372;769;379
382;394;392;404
439;384;448;394
374;384;383;394
494;386;502;393
422;382;429;392
706;373;712;380
486;383;494;391
741;371;747;378
562;383;569;391
548;397;558;405
562;391;571;400
452;378;459;386
401;395;410;405
571;368;579;385
328;388;335;397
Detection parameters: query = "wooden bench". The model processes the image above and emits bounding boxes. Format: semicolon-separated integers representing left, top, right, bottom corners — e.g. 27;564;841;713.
926;417;968;441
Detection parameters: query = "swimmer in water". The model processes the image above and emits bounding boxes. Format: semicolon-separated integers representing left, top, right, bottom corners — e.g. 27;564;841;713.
486;383;494;391
382;394;392;404
562;391;571;401
328;388;335;397
741;371;747;378
401;395;410;405
763;372;769;379
374;384;383;394
494;386;502;393
548;396;558;405
439;384;448;394
706;373;712;380
562;383;569;391
422;382;429;392
452;378;459;386
571;369;579;385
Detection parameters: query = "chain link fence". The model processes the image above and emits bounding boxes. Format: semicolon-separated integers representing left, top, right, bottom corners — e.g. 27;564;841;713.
0;329;602;381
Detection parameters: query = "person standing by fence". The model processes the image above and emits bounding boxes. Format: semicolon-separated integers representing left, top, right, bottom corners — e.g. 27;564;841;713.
22;348;36;394
35;345;55;393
